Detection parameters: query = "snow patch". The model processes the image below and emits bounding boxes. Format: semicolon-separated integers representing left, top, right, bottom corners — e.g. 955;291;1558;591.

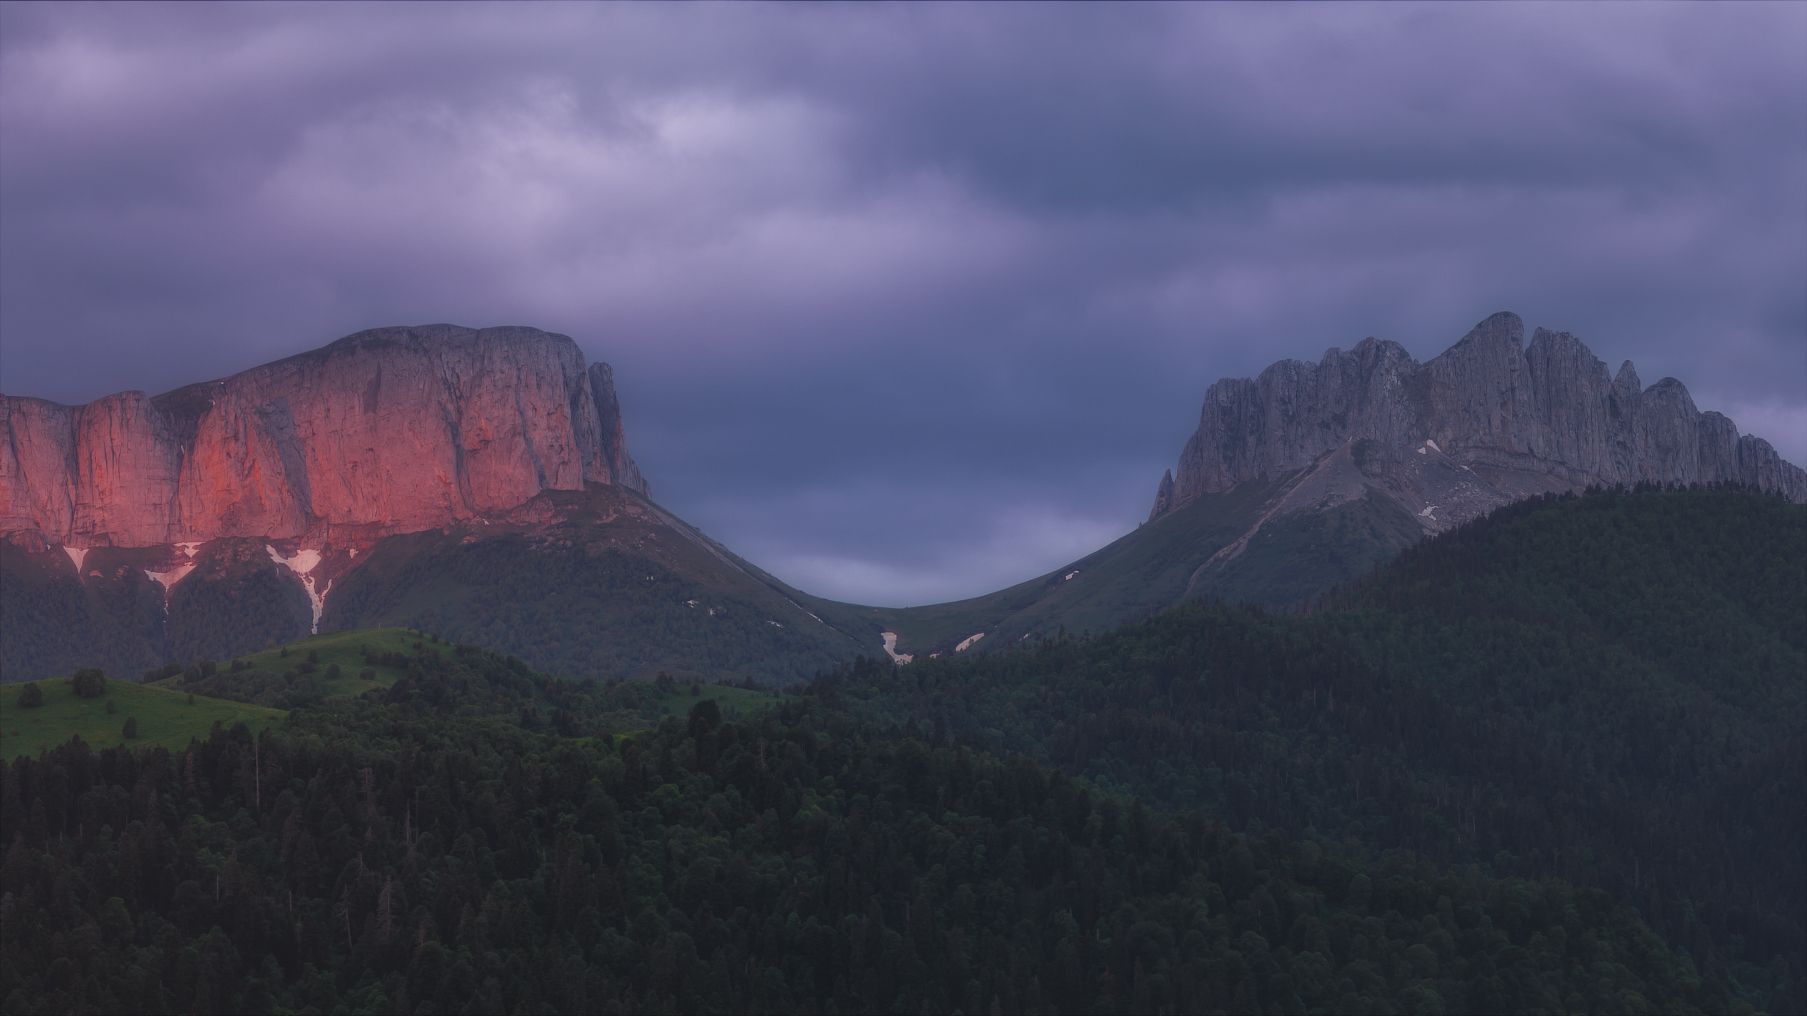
266;545;330;634
62;546;88;572
144;564;196;596
175;541;202;559
767;620;785;629
348;547;358;559
1424;439;1442;453
1063;570;1079;582
686;599;700;608
1419;505;1439;520
880;631;913;665
955;631;986;653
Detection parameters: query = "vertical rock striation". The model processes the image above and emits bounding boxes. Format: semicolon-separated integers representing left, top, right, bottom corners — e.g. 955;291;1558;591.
0;324;650;547
1155;312;1807;520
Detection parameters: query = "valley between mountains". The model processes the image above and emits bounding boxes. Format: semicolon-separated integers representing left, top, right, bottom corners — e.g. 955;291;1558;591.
2;314;1803;1013
3;312;1802;682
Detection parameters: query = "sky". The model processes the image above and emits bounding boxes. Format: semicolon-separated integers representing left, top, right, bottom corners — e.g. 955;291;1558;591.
1;3;1803;605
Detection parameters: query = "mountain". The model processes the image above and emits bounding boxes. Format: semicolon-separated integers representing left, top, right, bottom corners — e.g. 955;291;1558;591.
0;325;878;682
2;324;646;547
838;486;1807;1010
9;311;1801;676
871;312;1806;655
1157;309;1806;523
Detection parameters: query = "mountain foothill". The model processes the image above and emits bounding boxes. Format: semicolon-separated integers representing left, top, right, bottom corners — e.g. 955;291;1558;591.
2;311;1801;680
1;313;1802;1013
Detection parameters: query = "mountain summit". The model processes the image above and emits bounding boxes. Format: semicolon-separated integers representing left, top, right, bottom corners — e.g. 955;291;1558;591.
1153;311;1806;527
0;324;647;548
868;312;1806;656
0;326;878;683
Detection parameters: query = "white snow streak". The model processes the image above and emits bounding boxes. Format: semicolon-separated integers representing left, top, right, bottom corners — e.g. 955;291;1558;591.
62;546;88;572
955;632;986;653
266;545;330;634
144;564;196;595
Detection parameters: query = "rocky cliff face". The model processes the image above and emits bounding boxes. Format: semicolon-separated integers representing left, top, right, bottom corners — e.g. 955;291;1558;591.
0;324;649;547
1157;312;1807;525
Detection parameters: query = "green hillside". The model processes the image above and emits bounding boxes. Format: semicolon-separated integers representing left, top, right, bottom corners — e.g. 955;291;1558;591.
0;542;168;684
147;627;449;707
847;473;1425;658
1;674;283;759
1190;487;1424;606
0;486;884;687
2;486;1797;1013
149;624;780;739
324;486;879;685
854;477;1283;654
1;633;1726;1015
837;486;1807;1011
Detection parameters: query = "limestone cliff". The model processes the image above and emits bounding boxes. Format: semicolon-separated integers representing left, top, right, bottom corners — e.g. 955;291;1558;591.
1157;312;1807;527
0;324;650;547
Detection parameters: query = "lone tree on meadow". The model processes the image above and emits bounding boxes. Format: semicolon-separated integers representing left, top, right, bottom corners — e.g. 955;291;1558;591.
15;684;43;708
122;716;139;739
71;668;107;698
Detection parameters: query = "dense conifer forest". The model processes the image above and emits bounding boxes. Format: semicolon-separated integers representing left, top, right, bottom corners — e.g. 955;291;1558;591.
838;486;1807;1011
1;486;1800;1013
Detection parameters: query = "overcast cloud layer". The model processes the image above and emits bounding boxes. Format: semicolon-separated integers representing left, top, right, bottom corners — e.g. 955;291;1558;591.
2;3;1803;605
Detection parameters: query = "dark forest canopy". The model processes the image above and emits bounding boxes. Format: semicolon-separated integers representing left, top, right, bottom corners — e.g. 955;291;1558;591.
1;486;1801;1014
0;676;1730;1015
834;485;1807;1010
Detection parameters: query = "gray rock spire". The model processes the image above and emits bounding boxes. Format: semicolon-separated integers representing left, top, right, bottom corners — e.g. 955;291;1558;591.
1153;312;1807;523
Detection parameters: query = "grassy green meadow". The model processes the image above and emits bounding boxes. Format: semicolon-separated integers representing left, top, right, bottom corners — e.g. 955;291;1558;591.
1;676;284;759
150;627;451;706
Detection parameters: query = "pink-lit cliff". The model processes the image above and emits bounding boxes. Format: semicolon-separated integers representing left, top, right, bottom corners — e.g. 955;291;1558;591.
0;324;649;547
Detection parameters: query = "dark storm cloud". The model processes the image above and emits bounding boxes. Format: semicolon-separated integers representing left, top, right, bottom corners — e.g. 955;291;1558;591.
2;2;1803;604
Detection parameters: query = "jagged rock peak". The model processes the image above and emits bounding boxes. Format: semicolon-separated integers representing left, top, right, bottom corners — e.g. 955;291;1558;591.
1147;469;1175;523
1614;360;1642;393
1455;310;1526;350
0;324;650;547
1155;312;1807;519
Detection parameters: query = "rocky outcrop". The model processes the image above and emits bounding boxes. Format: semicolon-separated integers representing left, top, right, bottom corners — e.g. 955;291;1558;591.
0;325;650;547
1147;469;1175;523
589;363;648;498
1156;312;1807;521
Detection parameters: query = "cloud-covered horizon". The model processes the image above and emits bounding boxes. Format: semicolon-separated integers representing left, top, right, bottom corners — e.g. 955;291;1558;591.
2;3;1803;605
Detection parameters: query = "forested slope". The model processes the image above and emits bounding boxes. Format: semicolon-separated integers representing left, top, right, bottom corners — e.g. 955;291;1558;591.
838;486;1807;1010
0;642;1727;1015
2;486;1796;1013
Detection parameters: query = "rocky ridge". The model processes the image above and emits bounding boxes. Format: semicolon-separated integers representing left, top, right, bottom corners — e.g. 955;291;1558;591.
1154;312;1807;529
0;326;899;683
0;324;649;549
